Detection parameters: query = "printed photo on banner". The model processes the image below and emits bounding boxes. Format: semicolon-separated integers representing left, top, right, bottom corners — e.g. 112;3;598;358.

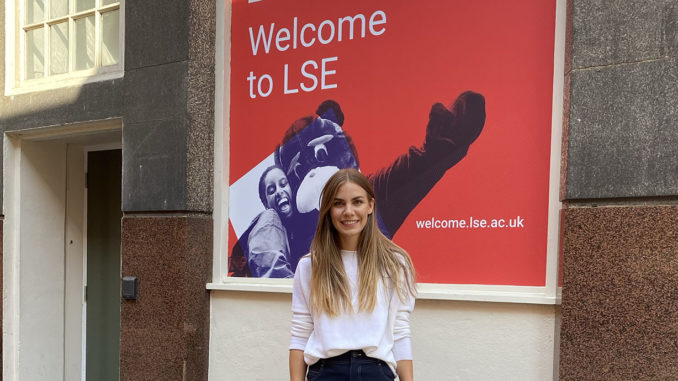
227;0;557;286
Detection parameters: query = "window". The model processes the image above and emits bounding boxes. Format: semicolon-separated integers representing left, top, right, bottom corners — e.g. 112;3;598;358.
18;0;122;86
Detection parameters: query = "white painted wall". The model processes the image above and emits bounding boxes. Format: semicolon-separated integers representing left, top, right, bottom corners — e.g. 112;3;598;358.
208;291;557;381
15;141;67;380
65;145;86;381
4;140;87;381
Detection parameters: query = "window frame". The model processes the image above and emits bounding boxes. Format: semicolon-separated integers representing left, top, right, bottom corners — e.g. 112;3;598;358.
5;0;124;95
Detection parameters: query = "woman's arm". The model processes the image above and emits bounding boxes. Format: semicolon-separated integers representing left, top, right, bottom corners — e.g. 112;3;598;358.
248;210;294;278
392;265;416;381
289;349;307;381
396;359;413;381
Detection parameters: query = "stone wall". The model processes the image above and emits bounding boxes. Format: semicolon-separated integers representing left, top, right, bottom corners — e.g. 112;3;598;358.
559;1;678;379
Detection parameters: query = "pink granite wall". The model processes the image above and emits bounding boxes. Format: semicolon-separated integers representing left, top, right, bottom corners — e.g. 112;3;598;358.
559;206;678;380
120;215;212;381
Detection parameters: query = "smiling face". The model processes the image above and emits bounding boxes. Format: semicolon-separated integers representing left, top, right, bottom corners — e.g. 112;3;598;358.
263;167;293;219
330;181;374;251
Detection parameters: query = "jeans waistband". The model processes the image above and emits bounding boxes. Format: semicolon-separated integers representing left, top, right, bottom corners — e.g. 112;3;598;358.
316;350;382;366
334;350;367;360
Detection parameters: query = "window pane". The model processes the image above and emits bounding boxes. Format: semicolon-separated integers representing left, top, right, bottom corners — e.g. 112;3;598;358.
50;0;69;19
25;0;45;24
50;22;69;75
102;0;119;5
75;16;95;70
75;0;95;13
25;28;45;79
101;10;120;66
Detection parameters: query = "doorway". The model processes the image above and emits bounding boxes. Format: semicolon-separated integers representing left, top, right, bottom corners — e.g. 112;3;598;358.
3;125;122;381
85;149;122;381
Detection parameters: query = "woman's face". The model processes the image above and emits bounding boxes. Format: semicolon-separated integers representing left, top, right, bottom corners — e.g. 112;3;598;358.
330;181;374;251
264;168;293;218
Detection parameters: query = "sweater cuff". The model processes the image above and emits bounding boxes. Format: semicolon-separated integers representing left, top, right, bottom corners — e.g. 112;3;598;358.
392;337;412;361
289;336;308;351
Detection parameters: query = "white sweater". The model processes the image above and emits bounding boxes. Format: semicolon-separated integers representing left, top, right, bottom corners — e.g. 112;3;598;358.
289;250;415;371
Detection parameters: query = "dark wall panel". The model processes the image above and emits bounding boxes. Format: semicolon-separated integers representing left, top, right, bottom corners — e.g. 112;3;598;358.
121;0;215;212
121;61;190;211
571;1;678;69
565;0;678;200
566;58;678;199
123;119;188;211
123;61;188;125
125;0;189;70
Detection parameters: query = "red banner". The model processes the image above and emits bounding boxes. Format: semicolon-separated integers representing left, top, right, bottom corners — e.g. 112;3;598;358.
228;0;556;286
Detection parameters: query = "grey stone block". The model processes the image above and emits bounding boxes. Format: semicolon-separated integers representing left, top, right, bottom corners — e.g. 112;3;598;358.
125;0;189;70
0;80;123;132
566;57;678;199
123;62;187;125
122;119;187;211
0;79;123;215
572;0;678;69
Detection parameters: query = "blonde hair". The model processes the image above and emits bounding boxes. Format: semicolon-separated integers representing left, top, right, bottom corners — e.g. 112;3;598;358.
309;168;416;317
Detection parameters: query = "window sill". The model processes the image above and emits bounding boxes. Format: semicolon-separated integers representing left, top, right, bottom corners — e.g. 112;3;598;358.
206;280;561;305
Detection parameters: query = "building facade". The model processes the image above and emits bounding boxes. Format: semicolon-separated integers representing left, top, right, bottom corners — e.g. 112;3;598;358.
0;0;676;380
1;0;215;379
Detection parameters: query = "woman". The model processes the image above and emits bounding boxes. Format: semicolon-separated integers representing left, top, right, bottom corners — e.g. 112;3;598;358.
238;165;295;278
289;168;417;381
244;165;319;277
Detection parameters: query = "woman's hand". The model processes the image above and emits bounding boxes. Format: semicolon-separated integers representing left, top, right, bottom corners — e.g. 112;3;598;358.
289;349;307;381
396;359;413;381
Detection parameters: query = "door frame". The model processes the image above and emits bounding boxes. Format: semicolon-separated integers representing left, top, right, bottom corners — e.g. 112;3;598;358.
3;121;122;381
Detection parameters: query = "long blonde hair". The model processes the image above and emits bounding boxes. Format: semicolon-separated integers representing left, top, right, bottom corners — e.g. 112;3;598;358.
309;168;417;316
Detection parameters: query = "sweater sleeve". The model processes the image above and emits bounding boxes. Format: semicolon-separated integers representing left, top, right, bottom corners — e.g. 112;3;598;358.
289;258;313;350
392;274;416;361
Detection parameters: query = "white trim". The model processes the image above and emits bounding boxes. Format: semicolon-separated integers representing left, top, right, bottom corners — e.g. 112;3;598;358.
206;281;559;305
80;147;88;381
542;0;567;301
212;0;230;282
63;143;87;381
208;279;292;294
81;147;89;381
84;142;123;151
211;1;567;305
3;135;22;381
8;118;122;140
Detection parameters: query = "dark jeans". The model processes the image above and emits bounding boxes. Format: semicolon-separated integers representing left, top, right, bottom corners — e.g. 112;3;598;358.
306;350;395;381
